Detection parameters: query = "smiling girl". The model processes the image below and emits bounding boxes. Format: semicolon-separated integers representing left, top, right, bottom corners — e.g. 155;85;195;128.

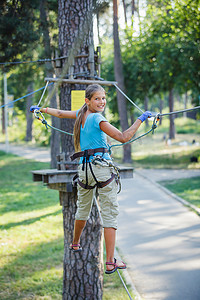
30;84;151;274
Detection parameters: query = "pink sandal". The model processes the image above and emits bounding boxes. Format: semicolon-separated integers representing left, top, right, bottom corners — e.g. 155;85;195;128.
69;244;82;252
105;258;126;274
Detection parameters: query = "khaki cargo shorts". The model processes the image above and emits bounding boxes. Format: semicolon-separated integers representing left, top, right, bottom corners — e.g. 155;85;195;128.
75;161;119;229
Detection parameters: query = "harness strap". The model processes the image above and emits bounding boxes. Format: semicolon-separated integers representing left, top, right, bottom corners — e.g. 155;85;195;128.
77;173;115;190
71;148;109;161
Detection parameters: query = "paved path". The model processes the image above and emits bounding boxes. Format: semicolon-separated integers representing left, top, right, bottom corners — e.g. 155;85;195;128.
0;143;50;162
1;143;200;300
117;174;200;300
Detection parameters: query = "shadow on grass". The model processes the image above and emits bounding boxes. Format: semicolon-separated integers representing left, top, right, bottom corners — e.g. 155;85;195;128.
0;209;62;230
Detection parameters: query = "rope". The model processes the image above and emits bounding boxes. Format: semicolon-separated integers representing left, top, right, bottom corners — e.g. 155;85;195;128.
34;110;74;136
114;84;144;113
0;56;68;66
37;81;50;107
108;115;159;153
93;196;133;300
158;106;200;117
116;270;133;300
0;83;53;109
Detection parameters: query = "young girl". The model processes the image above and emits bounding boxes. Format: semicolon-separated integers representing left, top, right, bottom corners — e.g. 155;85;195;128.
30;84;151;274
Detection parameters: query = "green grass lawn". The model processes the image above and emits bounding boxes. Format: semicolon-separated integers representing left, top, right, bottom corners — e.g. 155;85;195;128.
0;151;135;300
159;176;200;209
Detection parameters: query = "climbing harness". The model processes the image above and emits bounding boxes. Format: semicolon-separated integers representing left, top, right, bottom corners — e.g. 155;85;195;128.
71;148;121;193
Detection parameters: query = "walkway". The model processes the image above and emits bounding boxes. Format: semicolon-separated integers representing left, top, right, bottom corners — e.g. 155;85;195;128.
117;172;200;300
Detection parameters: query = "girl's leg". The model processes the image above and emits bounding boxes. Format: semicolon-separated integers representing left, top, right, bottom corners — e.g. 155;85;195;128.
104;227;116;263
104;227;126;271
71;219;87;250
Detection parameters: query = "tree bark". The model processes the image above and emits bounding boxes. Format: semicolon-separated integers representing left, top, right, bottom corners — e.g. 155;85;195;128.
122;0;127;24
183;91;187;118
144;95;149;127
169;88;175;139
40;0;60;168
61;191;103;300
25;83;33;142
113;0;131;163
159;94;163;125
58;0;103;298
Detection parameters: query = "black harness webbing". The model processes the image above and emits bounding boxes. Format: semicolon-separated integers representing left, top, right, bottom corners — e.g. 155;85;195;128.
71;148;117;190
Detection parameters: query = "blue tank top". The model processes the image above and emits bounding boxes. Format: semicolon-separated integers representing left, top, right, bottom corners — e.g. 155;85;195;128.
76;111;111;162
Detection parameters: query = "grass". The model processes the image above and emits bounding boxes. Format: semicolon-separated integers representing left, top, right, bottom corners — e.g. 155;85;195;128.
0;151;135;300
111;130;200;169
159;176;200;209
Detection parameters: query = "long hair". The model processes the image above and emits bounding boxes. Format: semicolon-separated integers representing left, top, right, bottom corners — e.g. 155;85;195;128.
73;84;105;152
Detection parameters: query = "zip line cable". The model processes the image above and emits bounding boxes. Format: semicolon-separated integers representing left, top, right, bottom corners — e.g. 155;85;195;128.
37;81;50;107
0;56;68;66
114;84;144;113
158;106;200;116
0;83;53;109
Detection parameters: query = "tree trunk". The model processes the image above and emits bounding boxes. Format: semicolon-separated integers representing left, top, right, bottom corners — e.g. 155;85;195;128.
58;0;103;298
159;95;163;126
25;83;33;142
122;0;127;24
169;88;175;139
40;0;60;168
61;191;103;300
1;77;5;134
144;95;149;127
113;0;131;163
183;91;187;118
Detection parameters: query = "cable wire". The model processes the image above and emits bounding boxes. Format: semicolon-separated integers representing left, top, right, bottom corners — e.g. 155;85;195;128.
158;106;200;116
114;84;144;113
0;83;53;109
0;56;68;66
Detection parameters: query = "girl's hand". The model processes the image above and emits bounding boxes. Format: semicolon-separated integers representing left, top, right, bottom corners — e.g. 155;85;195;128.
30;105;40;113
138;111;152;122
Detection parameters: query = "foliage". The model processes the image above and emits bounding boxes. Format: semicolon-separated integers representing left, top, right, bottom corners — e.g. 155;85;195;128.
0;0;40;63
123;0;200;105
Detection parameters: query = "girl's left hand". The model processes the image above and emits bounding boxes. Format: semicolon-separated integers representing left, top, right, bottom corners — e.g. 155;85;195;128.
138;111;152;122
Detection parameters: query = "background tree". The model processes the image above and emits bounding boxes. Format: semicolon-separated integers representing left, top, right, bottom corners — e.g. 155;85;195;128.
113;0;132;163
39;0;60;168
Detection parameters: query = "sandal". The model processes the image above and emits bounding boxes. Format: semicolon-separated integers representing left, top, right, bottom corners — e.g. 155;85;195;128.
105;258;126;274
69;244;82;252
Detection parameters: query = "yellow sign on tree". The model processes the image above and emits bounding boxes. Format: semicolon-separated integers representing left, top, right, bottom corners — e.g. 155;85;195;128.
71;90;85;111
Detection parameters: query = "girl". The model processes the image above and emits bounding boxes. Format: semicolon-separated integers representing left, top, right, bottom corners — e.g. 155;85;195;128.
30;84;151;274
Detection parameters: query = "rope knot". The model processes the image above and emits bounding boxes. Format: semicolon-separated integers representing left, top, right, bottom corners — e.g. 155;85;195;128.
42;119;48;129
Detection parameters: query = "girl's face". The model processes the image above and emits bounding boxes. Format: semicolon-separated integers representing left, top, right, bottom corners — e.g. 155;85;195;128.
86;90;106;113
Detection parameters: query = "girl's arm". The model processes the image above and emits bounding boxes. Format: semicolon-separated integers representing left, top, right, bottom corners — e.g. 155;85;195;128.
40;107;77;119
100;111;152;143
100;119;142;143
